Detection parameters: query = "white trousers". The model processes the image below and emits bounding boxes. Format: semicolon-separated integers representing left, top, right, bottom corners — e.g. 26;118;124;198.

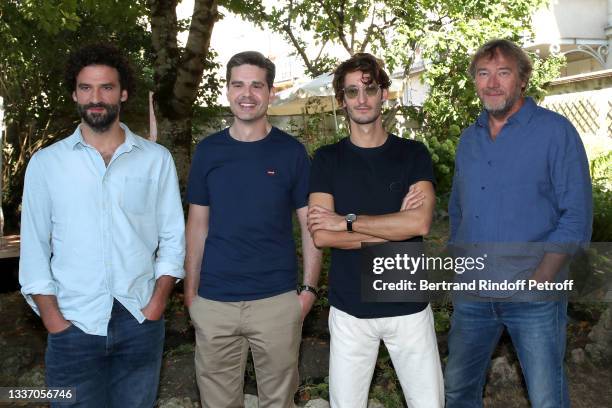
328;305;444;408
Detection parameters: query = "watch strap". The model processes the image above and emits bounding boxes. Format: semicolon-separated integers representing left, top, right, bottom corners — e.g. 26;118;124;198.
297;284;319;298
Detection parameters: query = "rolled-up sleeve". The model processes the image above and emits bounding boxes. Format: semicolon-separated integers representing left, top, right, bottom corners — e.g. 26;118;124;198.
154;150;185;279
19;153;56;311
545;121;593;252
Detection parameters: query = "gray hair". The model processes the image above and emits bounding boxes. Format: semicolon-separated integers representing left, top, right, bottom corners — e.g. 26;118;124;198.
469;39;533;89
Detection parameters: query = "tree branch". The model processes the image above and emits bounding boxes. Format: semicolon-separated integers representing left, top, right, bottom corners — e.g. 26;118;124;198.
318;0;351;54
359;5;377;53
285;30;319;75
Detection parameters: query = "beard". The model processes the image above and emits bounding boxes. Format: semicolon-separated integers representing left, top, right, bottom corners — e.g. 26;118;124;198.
77;102;120;132
481;86;522;118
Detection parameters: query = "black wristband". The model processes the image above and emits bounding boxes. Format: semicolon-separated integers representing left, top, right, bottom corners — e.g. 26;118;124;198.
297;284;319;298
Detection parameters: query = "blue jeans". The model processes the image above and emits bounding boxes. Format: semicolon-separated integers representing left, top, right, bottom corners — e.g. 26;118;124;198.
45;299;165;407
444;301;569;408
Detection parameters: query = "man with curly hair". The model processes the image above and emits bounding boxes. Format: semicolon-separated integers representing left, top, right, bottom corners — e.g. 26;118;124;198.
19;44;185;407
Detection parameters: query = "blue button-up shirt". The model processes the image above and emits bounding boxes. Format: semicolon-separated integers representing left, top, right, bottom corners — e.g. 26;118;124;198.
19;124;185;335
448;98;592;289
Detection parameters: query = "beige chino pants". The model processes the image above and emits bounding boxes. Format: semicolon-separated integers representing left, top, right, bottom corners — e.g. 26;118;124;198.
189;291;302;408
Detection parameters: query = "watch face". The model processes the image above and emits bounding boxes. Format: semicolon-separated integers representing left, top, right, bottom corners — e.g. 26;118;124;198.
346;213;357;222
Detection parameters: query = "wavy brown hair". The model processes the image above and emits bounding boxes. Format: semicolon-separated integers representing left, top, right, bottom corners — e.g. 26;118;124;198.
332;53;391;104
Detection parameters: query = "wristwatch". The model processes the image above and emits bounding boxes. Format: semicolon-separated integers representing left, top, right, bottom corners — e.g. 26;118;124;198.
297;284;319;298
345;213;357;232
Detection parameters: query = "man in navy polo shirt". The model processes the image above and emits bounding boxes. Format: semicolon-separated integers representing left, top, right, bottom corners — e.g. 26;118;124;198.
184;51;322;408
444;39;592;408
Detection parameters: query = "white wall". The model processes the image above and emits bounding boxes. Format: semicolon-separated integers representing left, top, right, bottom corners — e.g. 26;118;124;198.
532;0;607;44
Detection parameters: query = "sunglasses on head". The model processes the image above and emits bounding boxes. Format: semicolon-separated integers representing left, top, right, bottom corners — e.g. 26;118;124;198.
342;83;381;99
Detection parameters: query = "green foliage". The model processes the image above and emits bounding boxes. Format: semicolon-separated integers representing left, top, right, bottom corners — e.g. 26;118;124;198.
432;302;452;333
393;0;562;197
238;0;562;199
194;48;223;112
285;99;348;155
370;345;405;407
413;132;458;200
7;0;81;34
590;152;612;242
298;377;329;400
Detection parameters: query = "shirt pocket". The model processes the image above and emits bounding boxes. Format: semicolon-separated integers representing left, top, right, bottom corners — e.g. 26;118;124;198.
122;177;155;214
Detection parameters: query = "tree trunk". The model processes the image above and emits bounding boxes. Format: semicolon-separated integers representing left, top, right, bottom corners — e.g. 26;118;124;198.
156;116;192;195
149;0;219;187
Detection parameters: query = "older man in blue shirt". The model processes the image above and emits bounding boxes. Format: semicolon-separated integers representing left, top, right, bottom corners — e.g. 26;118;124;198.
19;44;185;407
444;39;592;408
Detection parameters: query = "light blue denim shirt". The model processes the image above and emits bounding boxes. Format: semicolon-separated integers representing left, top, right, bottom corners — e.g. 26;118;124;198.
19;123;185;335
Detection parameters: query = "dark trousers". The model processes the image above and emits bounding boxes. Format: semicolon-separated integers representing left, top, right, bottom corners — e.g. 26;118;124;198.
46;299;165;407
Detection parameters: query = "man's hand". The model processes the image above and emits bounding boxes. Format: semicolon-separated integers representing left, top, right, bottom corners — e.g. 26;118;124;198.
401;184;426;211
141;297;166;321
298;291;317;321
32;294;72;334
530;252;569;283
308;205;345;233
45;316;72;334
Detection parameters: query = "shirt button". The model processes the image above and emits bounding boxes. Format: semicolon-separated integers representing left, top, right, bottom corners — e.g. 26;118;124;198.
487;160;492;166
475;215;480;219
481;186;485;190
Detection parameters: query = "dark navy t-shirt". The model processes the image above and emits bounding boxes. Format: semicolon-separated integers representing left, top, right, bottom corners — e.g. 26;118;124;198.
187;127;310;301
309;134;434;318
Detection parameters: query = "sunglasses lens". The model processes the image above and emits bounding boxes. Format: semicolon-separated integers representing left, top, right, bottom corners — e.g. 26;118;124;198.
344;85;379;99
365;85;379;96
345;87;359;99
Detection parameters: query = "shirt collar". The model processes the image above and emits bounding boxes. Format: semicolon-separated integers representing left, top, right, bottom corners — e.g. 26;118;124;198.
68;122;143;151
476;96;537;128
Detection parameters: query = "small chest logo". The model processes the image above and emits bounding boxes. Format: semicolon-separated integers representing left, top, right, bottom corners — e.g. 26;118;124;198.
266;169;276;176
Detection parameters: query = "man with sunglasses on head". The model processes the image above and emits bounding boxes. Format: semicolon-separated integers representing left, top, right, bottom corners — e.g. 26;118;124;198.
307;53;443;408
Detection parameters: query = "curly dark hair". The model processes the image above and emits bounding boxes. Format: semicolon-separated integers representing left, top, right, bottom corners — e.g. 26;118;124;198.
332;53;391;104
64;44;135;98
